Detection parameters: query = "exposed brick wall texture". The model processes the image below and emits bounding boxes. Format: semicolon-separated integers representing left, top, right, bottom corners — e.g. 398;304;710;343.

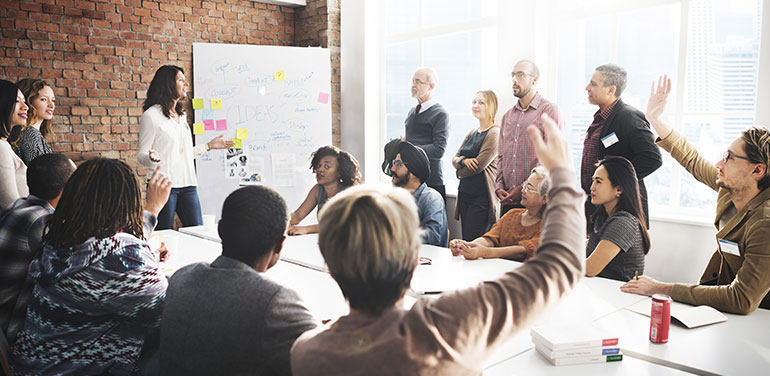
0;0;341;177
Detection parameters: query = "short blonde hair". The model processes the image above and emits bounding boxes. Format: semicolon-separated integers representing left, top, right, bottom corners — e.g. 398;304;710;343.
318;185;421;314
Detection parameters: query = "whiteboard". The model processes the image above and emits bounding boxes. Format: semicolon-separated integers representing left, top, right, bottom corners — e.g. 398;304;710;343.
192;43;331;220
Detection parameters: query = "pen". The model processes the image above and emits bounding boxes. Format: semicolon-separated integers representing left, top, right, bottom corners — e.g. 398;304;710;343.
634;270;639;280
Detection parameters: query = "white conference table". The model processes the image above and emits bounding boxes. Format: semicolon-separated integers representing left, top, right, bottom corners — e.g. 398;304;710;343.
593;298;770;376
172;227;770;374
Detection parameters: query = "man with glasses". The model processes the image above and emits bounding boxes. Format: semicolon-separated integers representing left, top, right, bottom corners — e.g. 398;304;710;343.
496;60;560;216
621;76;770;315
404;67;450;201
390;141;448;246
580;63;662;227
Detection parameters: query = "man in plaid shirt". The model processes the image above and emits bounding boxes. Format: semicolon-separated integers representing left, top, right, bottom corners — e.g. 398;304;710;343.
0;153;75;345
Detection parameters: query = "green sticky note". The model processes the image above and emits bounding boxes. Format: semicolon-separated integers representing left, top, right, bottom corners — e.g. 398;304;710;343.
232;138;243;149
193;123;204;135
192;98;204;109
274;70;285;81
236;128;248;139
211;98;223;110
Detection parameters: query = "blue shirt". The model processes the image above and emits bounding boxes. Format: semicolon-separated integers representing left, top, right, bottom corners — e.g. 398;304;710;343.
413;183;448;246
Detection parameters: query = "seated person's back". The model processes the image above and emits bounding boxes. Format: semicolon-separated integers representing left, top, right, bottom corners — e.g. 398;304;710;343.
0;153;74;345
161;186;317;376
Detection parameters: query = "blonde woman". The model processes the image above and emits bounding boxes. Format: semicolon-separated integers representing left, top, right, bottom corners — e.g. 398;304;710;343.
451;90;500;240
9;78;55;164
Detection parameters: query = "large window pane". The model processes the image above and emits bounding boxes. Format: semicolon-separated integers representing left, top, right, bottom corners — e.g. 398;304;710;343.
422;0;496;29
385;40;419;142
423;30;484;193
385;0;419;36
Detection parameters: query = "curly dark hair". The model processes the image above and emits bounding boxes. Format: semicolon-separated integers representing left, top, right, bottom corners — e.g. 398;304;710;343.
309;145;362;187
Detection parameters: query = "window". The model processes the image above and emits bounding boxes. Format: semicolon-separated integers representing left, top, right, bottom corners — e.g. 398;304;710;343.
551;0;763;218
383;0;497;193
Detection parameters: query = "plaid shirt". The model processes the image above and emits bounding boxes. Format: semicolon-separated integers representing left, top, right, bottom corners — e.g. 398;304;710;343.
0;195;53;344
496;93;561;192
580;99;620;192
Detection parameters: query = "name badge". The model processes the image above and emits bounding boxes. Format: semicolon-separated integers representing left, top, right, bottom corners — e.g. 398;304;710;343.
601;132;619;148
718;239;741;256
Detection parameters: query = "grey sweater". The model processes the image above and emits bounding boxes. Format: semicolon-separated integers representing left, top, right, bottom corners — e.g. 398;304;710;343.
404;103;450;187
160;255;318;376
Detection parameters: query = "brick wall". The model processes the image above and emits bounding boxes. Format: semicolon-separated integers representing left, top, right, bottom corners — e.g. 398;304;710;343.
0;0;341;177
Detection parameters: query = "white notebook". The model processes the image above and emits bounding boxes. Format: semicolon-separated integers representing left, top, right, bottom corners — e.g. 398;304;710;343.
625;299;727;328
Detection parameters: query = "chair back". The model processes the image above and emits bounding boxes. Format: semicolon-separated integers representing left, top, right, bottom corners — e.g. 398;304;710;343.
0;329;12;376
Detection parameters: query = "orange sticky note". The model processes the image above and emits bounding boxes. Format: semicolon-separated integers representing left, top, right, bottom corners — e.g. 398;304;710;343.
193;123;204;135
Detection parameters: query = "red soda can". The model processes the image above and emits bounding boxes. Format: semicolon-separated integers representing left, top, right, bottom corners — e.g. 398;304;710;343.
649;294;671;343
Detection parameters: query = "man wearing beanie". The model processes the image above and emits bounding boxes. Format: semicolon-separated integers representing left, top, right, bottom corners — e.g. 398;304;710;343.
390;141;448;246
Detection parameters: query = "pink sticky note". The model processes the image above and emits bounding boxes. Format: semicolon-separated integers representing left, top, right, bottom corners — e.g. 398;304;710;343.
216;119;227;130
203;120;215;130
318;92;329;104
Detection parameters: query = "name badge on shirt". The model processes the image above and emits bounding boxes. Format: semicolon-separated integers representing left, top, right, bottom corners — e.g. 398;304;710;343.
601;132;619;148
717;239;741;256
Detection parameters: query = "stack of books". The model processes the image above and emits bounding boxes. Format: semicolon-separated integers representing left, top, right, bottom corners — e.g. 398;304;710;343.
530;324;623;366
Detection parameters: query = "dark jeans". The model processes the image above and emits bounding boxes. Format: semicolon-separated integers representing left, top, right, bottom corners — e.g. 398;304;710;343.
157;186;203;230
458;190;491;241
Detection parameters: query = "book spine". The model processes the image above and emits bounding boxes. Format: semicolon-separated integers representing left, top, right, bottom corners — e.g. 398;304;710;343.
530;329;619;351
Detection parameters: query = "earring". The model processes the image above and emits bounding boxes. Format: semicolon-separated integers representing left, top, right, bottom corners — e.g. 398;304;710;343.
615;193;621;198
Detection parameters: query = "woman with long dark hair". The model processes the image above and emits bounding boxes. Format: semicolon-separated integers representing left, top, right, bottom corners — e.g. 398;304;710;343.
288;145;361;235
12;158;171;375
585;155;651;281
9;78;55;164
0;79;29;211
451;90;500;240
138;65;234;229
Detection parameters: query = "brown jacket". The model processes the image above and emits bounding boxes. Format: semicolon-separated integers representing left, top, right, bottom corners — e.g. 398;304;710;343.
658;130;770;314
291;168;585;375
452;126;500;223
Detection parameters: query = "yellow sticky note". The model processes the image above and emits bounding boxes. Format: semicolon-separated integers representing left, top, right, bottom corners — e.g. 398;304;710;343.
236;128;248;139
193;123;204;135
192;98;204;109
232;138;243;149
274;70;285;81
211;98;223;110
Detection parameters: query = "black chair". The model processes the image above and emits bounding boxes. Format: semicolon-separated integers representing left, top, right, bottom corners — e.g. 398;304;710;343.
0;329;12;376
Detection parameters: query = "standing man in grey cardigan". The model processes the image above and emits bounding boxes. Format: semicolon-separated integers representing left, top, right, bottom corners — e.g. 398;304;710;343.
404;67;450;201
160;186;318;376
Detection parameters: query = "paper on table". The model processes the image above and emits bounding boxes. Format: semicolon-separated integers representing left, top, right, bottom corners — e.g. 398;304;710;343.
625;298;727;328
271;153;296;187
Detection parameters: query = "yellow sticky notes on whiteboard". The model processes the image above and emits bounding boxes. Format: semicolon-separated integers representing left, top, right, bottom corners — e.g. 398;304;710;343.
192;98;204;109
193;123;204;135
236;128;248;139
211;98;223;110
274;70;285;81
232;138;243;149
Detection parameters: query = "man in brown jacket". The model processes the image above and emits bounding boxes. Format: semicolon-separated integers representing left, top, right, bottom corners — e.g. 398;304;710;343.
621;76;770;315
291;114;585;375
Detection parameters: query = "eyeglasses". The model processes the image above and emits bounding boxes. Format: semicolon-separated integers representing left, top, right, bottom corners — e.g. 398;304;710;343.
522;183;538;194
392;159;407;168
411;79;429;86
511;71;533;80
722;150;751;163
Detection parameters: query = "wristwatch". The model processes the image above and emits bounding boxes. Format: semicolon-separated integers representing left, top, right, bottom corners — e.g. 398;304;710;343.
205;142;211;152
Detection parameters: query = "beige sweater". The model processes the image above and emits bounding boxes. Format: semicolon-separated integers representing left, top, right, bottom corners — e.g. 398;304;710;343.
291;168;585;375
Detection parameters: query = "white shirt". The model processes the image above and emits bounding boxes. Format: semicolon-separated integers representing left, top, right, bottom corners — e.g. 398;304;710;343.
138;105;207;188
0;139;28;211
417;97;438;112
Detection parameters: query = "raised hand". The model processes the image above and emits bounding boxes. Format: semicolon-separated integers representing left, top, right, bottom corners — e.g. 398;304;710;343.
645;75;674;139
145;165;172;216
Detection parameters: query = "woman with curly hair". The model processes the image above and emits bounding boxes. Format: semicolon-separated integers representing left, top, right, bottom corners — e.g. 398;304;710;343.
288;145;361;235
9;78;55;164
